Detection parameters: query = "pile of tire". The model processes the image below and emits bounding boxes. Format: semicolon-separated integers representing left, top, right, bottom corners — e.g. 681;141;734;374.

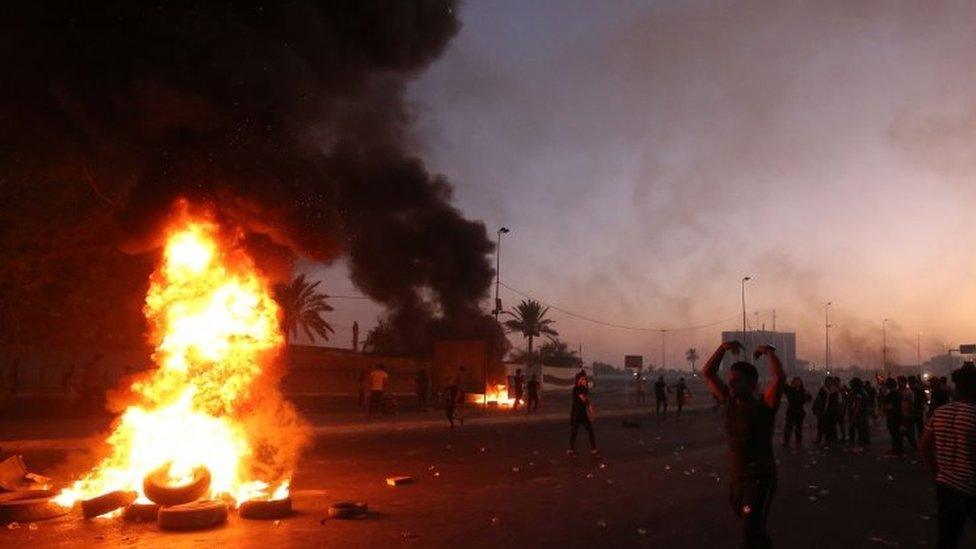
141;464;228;530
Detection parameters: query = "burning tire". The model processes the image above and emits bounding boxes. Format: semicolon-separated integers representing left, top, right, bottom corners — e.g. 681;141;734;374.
81;490;138;519
123;501;161;522
0;491;68;524
143;464;211;506
239;496;292;520
157;500;228;531
0;489;58;503
327;501;368;519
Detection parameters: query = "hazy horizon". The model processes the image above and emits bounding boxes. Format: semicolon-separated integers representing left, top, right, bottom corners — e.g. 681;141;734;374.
300;1;976;370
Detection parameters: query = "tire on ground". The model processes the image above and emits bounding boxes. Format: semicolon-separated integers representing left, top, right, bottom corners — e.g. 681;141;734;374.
143;465;211;506
0;492;69;524
123;501;161;522
157;500;228;531
81;490;138;519
0;489;58;503
327;501;368;519
239;497;292;520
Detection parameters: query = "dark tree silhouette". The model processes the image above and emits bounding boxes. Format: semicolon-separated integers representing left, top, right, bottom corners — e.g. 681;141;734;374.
273;274;334;343
503;299;558;368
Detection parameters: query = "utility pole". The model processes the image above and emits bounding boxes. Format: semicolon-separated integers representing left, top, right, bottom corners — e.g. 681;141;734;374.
917;332;922;375
493;227;510;319
490;227;509;410
882;318;889;377
660;330;667;371
824;302;832;374
741;277;751;335
772;309;776;332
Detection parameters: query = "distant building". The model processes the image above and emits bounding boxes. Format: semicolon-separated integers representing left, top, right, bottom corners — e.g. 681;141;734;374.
721;330;798;376
923;353;967;379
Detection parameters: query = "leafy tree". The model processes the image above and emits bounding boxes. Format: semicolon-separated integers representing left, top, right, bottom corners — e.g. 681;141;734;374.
539;338;581;368
273;274;334;343
503;299;557;368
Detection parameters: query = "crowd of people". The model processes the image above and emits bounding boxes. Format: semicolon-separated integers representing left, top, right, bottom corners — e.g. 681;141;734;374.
361;352;974;548
803;372;954;456
696;340;976;549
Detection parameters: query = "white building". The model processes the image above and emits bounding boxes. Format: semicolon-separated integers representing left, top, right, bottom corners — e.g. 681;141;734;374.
721;330;799;376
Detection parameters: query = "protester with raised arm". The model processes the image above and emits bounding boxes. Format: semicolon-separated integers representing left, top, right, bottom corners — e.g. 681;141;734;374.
702;340;785;549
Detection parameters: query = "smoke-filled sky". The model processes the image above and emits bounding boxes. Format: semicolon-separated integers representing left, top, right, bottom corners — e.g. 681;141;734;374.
305;0;976;369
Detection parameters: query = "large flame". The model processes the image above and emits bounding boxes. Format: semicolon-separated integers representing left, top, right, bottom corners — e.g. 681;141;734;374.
57;206;304;508
466;383;517;407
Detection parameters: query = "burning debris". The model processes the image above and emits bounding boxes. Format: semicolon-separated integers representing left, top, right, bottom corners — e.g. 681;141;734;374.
50;205;307;527
466;383;517;408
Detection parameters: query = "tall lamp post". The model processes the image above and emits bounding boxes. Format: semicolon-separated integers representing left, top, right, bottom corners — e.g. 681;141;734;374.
741;276;752;335
824;302;832;374
490;227;510;410
493;227;510;319
660;329;667;371
882;318;889;377
917;331;922;376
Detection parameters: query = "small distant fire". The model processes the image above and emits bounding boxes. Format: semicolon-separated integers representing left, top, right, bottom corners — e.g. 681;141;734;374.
56;202;306;510
466;383;516;407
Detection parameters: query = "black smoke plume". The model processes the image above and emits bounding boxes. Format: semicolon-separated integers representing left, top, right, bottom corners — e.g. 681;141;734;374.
1;1;500;354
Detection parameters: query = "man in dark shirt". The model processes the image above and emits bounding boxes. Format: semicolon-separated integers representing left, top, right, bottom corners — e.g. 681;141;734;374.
883;377;906;455
654;375;669;418
444;376;463;427
864;380;878;425
929;376;951;417
703;340;785;549
675;377;690;416
512;368;525;411
567;371;598;456
782;377;810;447
527;374;540;413
911;375;927;438
848;377;870;447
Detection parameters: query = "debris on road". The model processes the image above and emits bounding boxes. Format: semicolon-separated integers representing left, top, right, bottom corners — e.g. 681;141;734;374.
386;476;414;486
327;501;368;520
0;489;68;524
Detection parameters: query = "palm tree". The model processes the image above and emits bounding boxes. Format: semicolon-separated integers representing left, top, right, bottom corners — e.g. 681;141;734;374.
273;274;334;343
503;299;558;369
685;348;699;375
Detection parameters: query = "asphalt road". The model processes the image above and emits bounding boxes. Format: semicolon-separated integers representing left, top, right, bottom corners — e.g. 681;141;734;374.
2;405;972;548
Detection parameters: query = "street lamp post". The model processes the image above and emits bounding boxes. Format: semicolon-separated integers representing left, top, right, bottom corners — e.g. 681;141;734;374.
490;227;510;410
660;329;667;371
882;318;889;377
493;227;510;319
917;332;922;376
825;302;832;374
741;276;751;335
